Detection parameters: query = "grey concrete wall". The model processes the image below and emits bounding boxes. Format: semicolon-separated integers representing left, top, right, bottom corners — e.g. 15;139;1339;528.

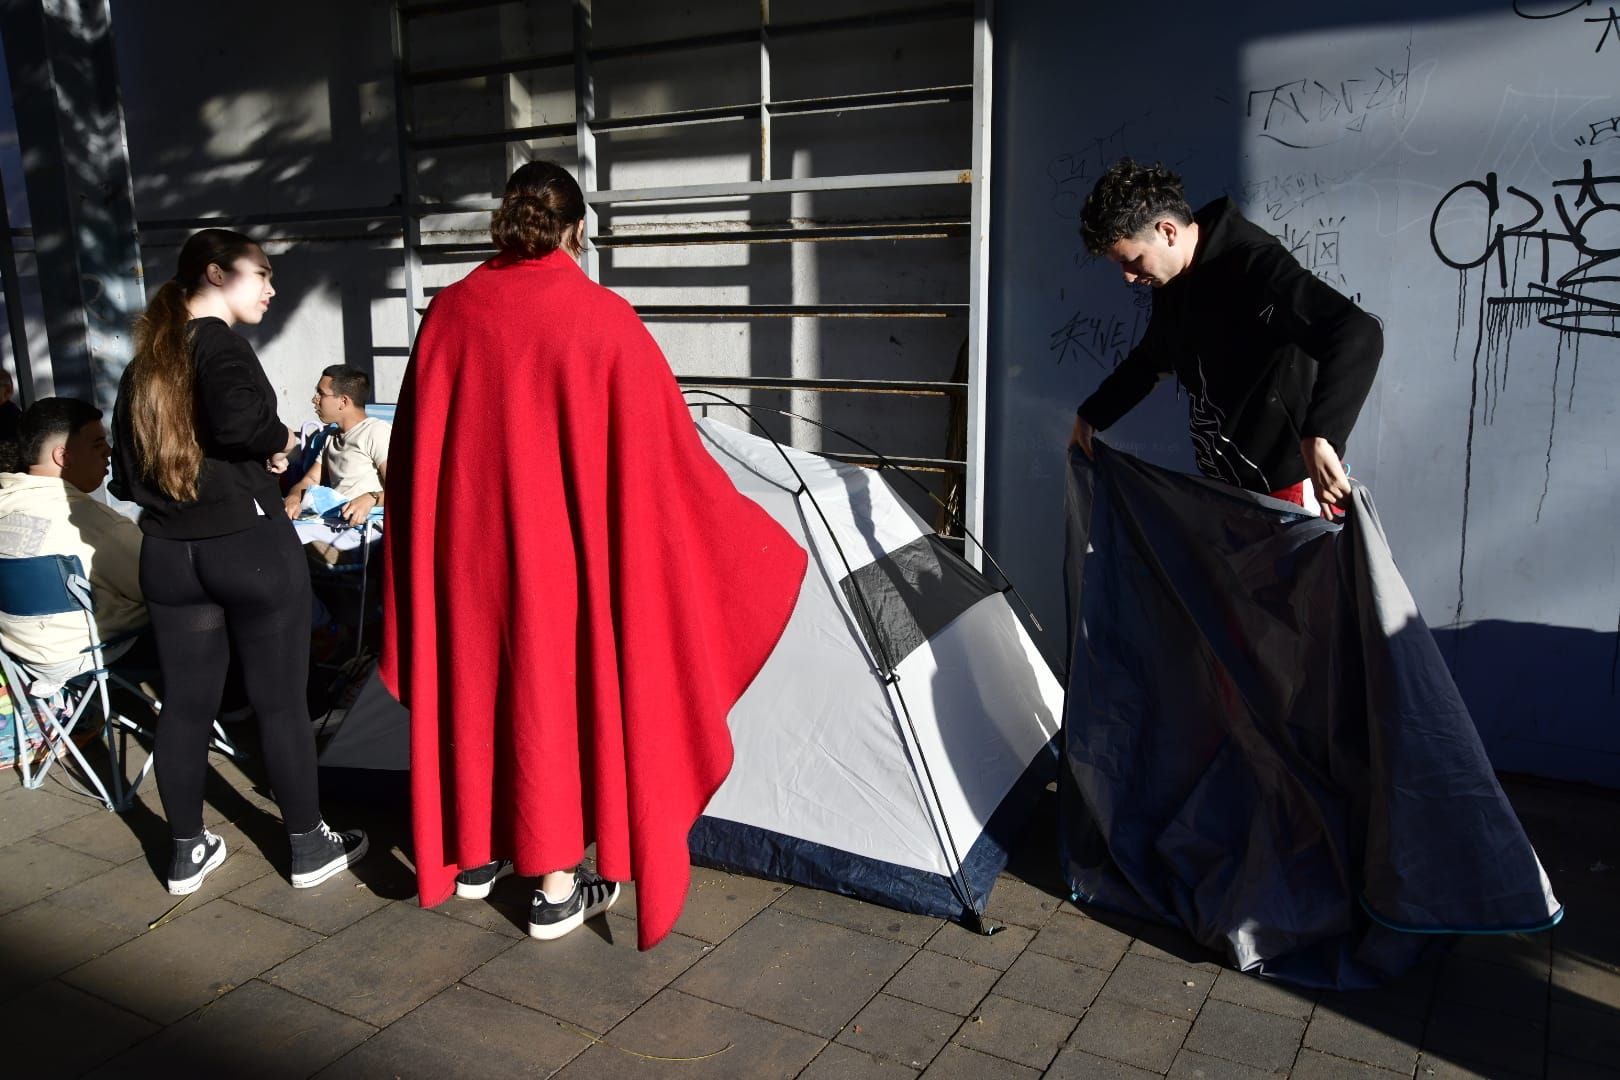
988;0;1620;785
68;0;975;523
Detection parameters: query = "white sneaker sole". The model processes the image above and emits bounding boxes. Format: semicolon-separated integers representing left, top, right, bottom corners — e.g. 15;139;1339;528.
167;837;228;896
291;834;370;889
454;862;511;899
528;883;620;941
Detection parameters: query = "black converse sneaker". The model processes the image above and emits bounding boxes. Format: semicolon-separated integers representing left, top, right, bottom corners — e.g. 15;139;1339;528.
289;821;369;888
528;868;620;940
167;829;227;895
454;859;512;899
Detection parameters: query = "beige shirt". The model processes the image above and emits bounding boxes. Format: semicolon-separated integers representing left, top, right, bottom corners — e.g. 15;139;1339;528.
323;416;391;500
0;473;146;676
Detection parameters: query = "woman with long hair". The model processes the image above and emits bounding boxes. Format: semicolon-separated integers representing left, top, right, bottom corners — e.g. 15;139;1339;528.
381;162;805;946
111;228;366;895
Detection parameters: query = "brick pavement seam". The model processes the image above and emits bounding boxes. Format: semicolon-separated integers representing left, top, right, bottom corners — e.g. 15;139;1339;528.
758;886;951;948
668;976;864;1042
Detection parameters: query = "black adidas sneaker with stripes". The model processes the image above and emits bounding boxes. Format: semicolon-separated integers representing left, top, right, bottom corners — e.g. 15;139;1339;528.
528;868;620;940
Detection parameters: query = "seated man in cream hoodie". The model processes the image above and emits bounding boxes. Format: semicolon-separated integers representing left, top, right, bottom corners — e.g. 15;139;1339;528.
0;397;146;680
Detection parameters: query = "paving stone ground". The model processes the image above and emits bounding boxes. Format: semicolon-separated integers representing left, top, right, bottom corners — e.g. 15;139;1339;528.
2;745;1616;1079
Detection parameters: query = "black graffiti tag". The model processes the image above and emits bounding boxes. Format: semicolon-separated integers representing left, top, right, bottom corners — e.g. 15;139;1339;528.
1429;159;1620;337
1513;1;1620;54
1049;306;1146;369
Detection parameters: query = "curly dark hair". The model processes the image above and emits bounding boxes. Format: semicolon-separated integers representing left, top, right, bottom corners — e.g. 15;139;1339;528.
1079;158;1193;255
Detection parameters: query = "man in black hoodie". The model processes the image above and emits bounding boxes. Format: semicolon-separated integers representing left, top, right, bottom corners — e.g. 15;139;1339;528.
1069;159;1381;516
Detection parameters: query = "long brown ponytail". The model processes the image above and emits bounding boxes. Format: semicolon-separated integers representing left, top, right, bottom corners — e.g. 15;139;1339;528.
129;228;260;502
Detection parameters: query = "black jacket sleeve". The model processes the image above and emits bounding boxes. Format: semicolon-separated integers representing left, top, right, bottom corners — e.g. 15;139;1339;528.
1250;248;1382;453
1076;314;1171;430
194;330;289;460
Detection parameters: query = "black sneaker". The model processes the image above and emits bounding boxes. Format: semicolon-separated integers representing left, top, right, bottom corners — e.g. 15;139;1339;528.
289;821;369;888
167;829;227;895
528;868;620;940
454;859;511;899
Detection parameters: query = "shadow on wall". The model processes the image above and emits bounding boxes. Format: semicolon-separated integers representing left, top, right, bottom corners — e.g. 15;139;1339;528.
106;0;404;385
1432;621;1620;789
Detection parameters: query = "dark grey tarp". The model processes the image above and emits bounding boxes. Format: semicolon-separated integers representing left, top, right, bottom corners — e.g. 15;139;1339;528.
1062;444;1562;989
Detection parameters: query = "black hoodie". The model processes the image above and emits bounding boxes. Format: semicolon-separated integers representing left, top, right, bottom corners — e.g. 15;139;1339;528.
1077;197;1382;494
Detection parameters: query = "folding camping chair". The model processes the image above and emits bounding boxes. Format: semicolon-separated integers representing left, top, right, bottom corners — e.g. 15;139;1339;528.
0;553;240;811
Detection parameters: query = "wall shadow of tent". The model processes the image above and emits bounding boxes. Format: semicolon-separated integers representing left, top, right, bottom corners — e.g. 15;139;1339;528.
688;410;1063;931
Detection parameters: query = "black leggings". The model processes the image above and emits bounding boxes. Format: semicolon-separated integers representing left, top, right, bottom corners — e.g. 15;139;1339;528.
141;515;319;838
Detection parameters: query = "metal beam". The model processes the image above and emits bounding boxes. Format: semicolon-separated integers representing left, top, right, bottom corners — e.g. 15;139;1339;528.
423;84;970;150
637;303;966;319
400;4;972;85
406;219;970;257
962;0;993;567
759;1;772;181
595;220;970;247
822;450;965;473
410;119;575;151
139;205;408;231
589;102;753;134
573;0;599;280
678;374;965;396
390;1;424;342
585;169;971;205
0;0;144;407
769;84;972;117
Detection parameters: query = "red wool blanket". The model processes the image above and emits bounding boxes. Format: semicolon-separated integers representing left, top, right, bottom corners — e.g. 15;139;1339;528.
380;251;806;948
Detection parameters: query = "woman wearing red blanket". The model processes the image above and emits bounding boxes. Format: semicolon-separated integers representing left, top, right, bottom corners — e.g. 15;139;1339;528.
381;161;806;948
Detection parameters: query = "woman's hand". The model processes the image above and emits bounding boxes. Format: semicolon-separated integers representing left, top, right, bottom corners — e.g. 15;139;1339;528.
267;452;290;475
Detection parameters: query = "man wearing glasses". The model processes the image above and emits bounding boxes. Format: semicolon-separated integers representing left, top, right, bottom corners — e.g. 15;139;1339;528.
284;366;391;527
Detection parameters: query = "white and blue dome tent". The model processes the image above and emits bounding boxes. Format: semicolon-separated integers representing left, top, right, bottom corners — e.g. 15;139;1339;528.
687;400;1063;930
318;399;1065;930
